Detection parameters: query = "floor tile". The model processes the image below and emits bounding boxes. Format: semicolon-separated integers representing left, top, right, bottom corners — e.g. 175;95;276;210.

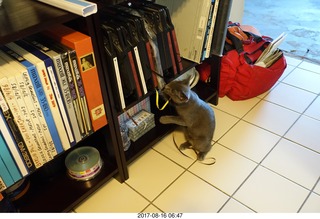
304;96;320;120
143;204;162;213
219;120;281;163
285;115;320;153
282;67;320;93
233;166;310;212
152;171;229;212
125;149;185;201
298;61;320;74
243;100;300;135
188;144;257;195
263;82;316;113
212;108;240;141
299;193;320;213
74;178;149;213
212;97;261;118
152;128;197;168
314;179;320;195
285;55;303;66
219;198;254;213
278;64;295;81
262;138;320;189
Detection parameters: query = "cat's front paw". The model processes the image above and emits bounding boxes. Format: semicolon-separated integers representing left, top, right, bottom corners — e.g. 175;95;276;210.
159;116;170;124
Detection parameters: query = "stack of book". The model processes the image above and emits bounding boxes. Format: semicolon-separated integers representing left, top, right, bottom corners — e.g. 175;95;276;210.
0;25;107;192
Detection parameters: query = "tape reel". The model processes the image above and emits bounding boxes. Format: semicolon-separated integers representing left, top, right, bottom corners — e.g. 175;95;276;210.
65;146;103;181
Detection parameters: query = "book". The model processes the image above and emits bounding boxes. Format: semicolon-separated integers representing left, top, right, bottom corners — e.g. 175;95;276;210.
0;51;53;164
23;35;83;143
0;45;64;156
15;40;76;146
0;109;28;177
0;149;14;192
6;42;71;151
0;51;57;160
0;132;22;182
36;0;97;17
43;24;107;132
0;76;36;173
68;49;92;136
0;57;44;169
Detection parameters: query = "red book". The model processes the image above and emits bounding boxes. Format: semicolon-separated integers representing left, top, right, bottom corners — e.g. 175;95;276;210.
43;24;107;132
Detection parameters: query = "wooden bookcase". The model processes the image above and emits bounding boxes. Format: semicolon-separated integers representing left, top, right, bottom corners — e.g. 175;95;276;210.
0;0;231;212
0;0;127;212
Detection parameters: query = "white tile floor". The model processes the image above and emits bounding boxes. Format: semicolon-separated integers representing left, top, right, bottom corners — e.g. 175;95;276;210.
73;56;320;213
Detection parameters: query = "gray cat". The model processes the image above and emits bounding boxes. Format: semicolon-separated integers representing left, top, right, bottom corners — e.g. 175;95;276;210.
159;76;216;161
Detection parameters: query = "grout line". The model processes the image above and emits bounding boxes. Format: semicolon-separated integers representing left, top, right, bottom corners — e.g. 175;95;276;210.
297;176;320;213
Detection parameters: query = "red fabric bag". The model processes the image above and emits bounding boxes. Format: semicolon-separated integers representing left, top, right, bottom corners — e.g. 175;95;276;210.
198;22;287;100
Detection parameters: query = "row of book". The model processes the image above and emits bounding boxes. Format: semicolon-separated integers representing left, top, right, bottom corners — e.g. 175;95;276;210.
99;1;184;111
0;25;107;192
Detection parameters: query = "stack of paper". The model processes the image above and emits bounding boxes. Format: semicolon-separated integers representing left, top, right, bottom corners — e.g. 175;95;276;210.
255;32;287;68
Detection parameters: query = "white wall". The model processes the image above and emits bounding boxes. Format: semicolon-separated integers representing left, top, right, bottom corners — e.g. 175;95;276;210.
229;0;245;23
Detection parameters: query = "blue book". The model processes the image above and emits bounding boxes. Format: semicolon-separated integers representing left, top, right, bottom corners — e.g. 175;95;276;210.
0;149;14;192
0;45;64;155
0;132;22;182
15;40;75;147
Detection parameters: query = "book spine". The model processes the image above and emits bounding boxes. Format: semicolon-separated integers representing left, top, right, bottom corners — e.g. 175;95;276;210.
15;73;53;162
0;132;22;183
0;155;14;192
43;25;107;132
0;76;43;169
0;89;36;173
8;75;48;165
22;35;81;142
10;41;71;151
0;129;23;182
51;53;82;143
45;56;75;146
1;45;64;155
62;51;86;138
20;70;57;158
68;50;92;136
0;105;28;177
206;0;219;58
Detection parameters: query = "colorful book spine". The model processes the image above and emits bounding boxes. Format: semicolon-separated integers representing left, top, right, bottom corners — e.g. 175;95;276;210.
0;52;52;164
0;45;64;155
15;40;76;147
0;84;36;173
0;60;44;169
23;36;82;143
62;49;86;138
44;24;107;132
6;42;70;152
0;110;28;177
68;49;92;136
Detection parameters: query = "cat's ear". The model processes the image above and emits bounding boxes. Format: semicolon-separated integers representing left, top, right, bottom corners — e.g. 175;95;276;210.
181;75;192;86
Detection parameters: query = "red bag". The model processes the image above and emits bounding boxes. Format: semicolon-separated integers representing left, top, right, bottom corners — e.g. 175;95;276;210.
198;22;287;100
